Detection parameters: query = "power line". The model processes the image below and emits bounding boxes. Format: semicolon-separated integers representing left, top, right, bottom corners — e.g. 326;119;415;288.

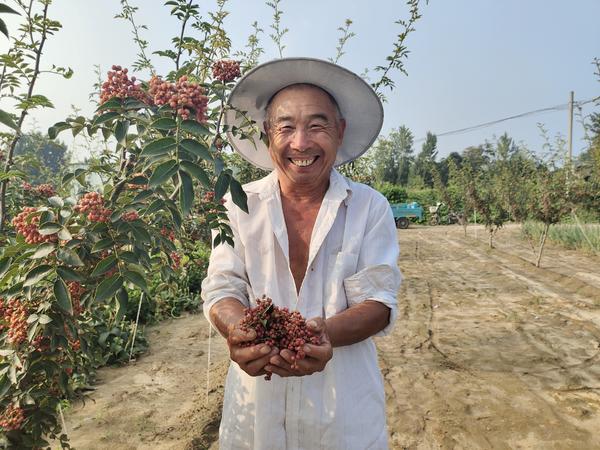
413;96;600;143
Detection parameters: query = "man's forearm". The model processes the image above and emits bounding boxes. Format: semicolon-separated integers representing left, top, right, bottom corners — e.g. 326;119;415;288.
325;300;391;348
209;297;247;339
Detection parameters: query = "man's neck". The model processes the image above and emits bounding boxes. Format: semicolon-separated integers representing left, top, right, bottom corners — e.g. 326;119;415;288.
277;172;331;204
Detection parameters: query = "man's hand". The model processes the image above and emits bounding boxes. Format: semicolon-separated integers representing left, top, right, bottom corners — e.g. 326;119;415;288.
265;317;333;378
227;324;279;377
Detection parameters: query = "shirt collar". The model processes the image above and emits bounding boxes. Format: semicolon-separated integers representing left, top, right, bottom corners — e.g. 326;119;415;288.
250;168;353;203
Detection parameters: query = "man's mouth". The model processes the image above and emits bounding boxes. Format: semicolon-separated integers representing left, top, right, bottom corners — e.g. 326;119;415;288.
289;156;318;167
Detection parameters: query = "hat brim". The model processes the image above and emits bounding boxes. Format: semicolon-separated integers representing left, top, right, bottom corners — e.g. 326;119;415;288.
224;57;384;171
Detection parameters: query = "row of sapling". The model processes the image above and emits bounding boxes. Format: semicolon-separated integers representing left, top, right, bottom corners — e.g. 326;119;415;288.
0;0;429;446
440;134;579;267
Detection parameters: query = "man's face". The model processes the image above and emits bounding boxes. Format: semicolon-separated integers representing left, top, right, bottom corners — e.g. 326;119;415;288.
265;85;346;190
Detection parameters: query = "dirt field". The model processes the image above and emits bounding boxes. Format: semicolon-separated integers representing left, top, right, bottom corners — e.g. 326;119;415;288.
63;224;600;449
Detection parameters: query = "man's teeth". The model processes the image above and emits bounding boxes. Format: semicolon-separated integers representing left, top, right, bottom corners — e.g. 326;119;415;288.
290;157;316;167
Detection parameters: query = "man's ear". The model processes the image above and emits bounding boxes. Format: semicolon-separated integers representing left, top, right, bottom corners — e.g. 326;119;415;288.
337;118;347;141
262;121;270;146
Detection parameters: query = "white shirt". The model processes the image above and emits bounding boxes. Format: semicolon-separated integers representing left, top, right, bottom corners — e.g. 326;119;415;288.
202;169;402;450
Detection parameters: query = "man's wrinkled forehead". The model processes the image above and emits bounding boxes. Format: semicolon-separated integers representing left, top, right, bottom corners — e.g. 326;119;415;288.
264;83;343;120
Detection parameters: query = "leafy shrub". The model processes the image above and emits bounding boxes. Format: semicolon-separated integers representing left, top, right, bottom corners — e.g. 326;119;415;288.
376;182;408;204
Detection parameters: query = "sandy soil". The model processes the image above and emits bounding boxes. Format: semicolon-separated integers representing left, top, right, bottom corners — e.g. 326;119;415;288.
62;224;600;449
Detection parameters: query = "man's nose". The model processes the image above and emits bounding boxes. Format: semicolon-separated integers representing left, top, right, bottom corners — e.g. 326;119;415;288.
290;128;310;152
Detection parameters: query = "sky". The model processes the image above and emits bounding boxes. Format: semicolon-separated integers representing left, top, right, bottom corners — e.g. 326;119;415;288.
1;0;599;161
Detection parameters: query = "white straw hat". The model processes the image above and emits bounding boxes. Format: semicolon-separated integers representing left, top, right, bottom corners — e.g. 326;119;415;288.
224;57;384;171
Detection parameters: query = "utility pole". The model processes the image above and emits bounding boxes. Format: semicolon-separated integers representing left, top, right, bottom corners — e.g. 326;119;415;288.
568;91;574;168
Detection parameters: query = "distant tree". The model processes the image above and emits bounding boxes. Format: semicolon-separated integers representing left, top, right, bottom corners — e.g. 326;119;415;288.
394;126;414;185
338;152;376;186
413;131;437;187
461;144;491;172
437;151;462;185
528;167;572;267
12;131;69;184
224;151;269;185
370;125;414;186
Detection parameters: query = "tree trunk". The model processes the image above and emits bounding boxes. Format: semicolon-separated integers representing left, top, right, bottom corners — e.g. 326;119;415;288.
535;223;550;268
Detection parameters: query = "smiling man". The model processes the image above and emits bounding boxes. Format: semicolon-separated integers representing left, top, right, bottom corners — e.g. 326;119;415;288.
202;58;402;449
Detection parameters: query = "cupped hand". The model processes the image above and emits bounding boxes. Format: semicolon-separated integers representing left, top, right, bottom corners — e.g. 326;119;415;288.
227;324;278;377
264;317;333;378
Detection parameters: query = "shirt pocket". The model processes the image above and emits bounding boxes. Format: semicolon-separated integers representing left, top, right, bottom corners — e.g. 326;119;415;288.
323;251;358;318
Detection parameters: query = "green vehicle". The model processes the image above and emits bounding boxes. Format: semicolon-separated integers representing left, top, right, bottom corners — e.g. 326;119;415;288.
390;202;423;229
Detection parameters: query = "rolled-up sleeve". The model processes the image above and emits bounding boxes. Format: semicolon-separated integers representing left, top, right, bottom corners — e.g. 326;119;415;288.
343;195;402;335
201;197;250;325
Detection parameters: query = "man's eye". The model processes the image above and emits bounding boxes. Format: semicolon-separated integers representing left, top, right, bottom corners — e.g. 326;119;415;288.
310;124;326;130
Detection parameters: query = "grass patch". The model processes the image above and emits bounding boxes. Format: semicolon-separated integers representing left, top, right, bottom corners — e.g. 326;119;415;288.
521;221;600;254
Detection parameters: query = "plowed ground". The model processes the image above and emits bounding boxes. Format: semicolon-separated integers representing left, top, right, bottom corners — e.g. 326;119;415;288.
64;224;600;449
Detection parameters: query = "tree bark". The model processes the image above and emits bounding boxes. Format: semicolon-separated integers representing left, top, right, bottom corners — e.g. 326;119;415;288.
535;223;550;268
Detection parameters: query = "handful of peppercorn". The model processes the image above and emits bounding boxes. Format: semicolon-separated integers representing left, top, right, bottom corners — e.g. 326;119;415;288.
239;296;321;380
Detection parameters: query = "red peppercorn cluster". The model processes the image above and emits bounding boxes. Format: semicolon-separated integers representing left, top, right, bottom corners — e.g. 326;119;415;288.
0;298;28;346
31;334;51;352
212;59;241;82
11;207;58;244
74;192;112;223
22;181;32;191
170;251;182;270
239;297;321;380
67;281;85;316
122;211;139;222
0;404;25;431
160;226;175;241
100;65;150;105
35;183;55;197
148;75;209;122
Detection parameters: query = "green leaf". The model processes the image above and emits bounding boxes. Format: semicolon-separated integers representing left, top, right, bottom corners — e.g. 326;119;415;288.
91;255;117;277
145;198;165;215
148;160;178;188
130;224;151;244
0;19;7;39
179;139;212;161
0;5;20;15
18;94;54;110
114;120;129;145
115;288;129;323
119;251;139;265
214;170;231;200
133;189;153;202
178;171;194;217
53;278;72;314
123;270;148;292
91;238;114;253
56;266;83;282
0;258;11;278
38;223;61;235
32;243;56;259
24;265;53;287
229;178;248;213
58;228;72;241
140;137;176;157
48;196;64;208
93;111;119;127
57;248;85;267
38;314;52;324
94;274;123;302
150;118;177;130
96;98;122;111
0;109;17;130
180;120;210;137
180;160;211;187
